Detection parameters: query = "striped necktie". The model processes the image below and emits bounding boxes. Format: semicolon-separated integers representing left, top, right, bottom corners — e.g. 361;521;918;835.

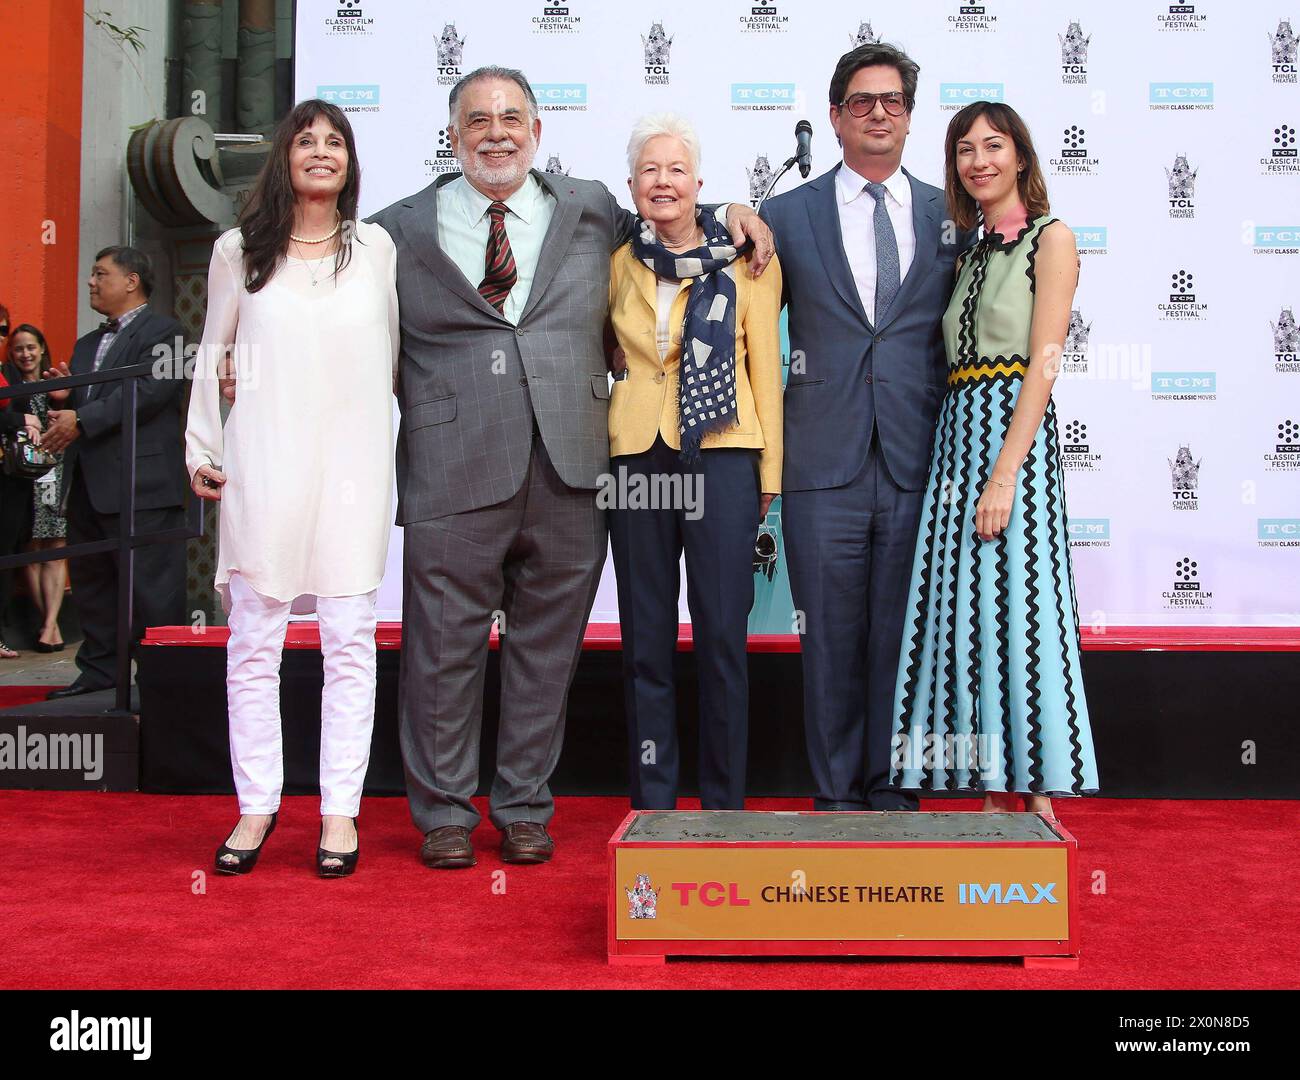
478;201;518;314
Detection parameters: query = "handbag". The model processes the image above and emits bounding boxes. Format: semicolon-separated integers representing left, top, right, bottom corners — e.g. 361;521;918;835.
1;429;58;481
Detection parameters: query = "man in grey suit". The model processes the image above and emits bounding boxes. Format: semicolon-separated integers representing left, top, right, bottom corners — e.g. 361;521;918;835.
371;67;772;867
759;44;971;811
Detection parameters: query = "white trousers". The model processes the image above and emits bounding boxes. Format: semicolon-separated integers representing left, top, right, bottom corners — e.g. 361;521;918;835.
226;572;378;817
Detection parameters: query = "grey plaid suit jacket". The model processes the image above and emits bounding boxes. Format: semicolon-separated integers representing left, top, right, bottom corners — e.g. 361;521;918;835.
370;170;636;525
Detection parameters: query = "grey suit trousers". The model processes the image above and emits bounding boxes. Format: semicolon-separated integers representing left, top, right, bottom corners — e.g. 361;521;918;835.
399;433;606;832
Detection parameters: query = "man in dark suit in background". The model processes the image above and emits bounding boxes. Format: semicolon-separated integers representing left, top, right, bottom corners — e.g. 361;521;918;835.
43;246;189;700
760;44;971;811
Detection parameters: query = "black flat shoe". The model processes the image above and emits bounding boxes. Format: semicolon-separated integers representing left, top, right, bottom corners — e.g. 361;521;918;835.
35;641;65;653
214;812;278;875
317;818;359;878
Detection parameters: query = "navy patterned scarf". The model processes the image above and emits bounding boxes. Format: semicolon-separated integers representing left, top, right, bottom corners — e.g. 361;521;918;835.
632;207;747;462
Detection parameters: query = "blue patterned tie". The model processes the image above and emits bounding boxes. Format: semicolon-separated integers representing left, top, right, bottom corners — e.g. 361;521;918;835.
865;181;900;324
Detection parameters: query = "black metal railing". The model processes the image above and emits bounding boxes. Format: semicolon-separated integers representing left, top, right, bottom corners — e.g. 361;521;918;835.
0;360;204;713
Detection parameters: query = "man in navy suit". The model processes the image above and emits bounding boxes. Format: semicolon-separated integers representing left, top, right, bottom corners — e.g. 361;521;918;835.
43;246;188;699
760;43;971;810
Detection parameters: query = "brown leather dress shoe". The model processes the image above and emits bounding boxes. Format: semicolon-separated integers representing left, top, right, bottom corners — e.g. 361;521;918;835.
421;825;475;869
499;821;555;864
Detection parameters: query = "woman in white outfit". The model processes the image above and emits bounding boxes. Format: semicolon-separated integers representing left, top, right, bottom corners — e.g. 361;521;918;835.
186;99;398;877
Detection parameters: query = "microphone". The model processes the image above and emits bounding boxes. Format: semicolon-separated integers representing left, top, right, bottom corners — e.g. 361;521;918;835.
757;121;814;208
794;120;813;178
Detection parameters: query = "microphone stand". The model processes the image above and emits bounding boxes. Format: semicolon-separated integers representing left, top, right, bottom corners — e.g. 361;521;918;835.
758;156;801;210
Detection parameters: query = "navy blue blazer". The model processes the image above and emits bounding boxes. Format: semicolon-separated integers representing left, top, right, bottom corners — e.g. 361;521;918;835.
760;164;971;492
62;306;189;515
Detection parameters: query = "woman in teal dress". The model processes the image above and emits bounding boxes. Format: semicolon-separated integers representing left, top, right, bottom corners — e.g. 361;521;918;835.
890;101;1098;821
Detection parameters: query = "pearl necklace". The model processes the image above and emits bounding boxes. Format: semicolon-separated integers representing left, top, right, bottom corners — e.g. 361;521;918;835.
289;213;342;244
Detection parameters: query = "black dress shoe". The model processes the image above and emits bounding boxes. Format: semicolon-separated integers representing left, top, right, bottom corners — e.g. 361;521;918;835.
214;813;278;875
46;679;113;701
317;818;359;878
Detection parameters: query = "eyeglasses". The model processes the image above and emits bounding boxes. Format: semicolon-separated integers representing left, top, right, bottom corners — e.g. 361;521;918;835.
838;92;908;118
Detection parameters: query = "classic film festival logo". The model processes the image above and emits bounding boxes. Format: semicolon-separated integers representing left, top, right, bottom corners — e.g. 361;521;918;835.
1051;125;1099;176
643;22;671;85
1061;309;1090;373
1157;2;1206;32
324;0;373;36
1273;306;1300;372
533;0;581;34
544;155;570;176
1060;418;1102;472
948;1;997;33
1169;445;1201;511
1261;124;1300;177
425;128;458;179
1149;81;1214;111
739;1;790;34
1164;557;1212;610
1265;419;1300;472
436;23;465;88
1271;19;1298;84
1059;21;1089;84
1158;269;1208;321
1166;154;1196;219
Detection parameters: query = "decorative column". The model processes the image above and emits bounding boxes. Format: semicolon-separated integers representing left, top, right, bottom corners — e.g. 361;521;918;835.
237;0;276;135
181;0;225;125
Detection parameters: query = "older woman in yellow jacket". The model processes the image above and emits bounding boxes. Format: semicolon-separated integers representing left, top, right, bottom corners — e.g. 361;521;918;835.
606;113;783;810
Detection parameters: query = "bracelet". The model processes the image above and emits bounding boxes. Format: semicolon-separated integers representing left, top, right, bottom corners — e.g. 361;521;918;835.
988;477;1015;489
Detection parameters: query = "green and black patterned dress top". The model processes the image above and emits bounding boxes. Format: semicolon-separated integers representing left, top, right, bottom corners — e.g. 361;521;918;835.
890;215;1098;795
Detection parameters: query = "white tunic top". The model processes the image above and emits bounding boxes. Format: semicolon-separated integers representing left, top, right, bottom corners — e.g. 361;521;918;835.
185;221;400;610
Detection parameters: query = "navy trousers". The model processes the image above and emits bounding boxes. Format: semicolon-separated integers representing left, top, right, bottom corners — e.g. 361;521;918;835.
781;437;923;811
608;436;759;810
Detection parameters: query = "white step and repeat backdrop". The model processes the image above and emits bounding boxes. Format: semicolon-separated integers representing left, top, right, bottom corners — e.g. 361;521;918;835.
295;0;1300;628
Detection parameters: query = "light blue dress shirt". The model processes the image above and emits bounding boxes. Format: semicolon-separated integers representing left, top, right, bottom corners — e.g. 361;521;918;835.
436;173;556;325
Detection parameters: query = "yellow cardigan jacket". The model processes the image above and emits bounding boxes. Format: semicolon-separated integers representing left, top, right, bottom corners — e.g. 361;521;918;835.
606;241;784;493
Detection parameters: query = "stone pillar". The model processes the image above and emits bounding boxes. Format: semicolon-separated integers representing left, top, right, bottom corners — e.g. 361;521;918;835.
237;0;277;136
182;0;224;126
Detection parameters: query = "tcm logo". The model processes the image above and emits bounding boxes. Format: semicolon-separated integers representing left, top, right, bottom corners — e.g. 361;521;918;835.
531;83;588;104
1149;81;1214;102
316;84;379;104
939;82;1004;105
1152;372;1216;393
1068;518;1110;540
670;881;751;906
730;83;796;103
1255;226;1300;247
1259;518;1300;539
959;882;1058;905
1073;226;1107;249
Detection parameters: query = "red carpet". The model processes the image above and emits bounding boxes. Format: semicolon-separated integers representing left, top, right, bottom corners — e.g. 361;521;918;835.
0;686;53;708
1;793;1296;990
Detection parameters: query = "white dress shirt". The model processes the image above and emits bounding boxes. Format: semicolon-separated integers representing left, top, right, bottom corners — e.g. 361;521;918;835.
835;161;915;325
436;173;556;325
